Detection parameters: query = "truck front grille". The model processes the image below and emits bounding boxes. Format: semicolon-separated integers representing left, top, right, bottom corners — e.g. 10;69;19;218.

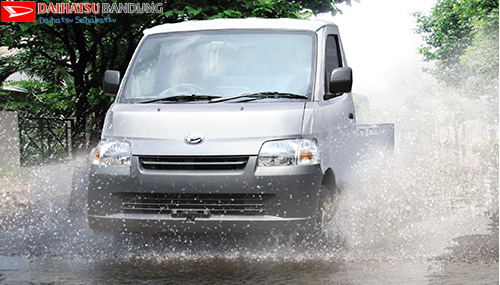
121;193;274;216
138;156;249;171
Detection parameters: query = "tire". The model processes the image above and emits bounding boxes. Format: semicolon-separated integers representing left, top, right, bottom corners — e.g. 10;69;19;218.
315;184;340;239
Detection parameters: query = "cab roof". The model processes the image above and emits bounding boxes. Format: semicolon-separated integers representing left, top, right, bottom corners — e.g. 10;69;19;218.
144;18;336;35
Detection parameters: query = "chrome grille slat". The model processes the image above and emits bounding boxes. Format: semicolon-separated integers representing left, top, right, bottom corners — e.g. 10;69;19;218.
121;193;273;215
139;156;249;171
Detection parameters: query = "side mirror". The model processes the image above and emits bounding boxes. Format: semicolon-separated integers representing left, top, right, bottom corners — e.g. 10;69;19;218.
324;67;352;100
103;70;120;95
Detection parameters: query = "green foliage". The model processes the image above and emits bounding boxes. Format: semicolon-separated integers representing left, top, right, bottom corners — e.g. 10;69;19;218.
1;80;74;117
160;0;355;21
0;55;20;83
459;10;499;97
414;0;499;96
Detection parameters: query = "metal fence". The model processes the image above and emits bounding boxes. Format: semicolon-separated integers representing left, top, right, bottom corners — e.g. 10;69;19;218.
18;116;74;166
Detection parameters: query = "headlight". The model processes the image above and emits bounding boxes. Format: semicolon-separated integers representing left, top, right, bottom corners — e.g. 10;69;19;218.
90;140;131;166
257;139;320;167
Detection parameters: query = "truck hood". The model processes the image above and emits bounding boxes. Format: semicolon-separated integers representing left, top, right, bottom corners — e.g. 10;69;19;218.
102;102;306;156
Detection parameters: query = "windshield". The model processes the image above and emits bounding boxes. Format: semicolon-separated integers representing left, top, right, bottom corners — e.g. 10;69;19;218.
120;30;316;103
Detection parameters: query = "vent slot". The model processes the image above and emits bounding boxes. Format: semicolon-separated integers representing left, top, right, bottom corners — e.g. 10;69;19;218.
121;193;273;216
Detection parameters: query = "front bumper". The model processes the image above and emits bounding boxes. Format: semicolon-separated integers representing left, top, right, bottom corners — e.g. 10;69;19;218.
87;156;323;233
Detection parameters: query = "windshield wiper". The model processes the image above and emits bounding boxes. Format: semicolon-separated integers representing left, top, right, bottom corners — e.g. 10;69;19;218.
209;92;309;103
139;94;222;104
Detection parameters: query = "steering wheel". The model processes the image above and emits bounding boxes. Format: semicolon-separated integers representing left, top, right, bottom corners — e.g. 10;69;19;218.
160;83;204;96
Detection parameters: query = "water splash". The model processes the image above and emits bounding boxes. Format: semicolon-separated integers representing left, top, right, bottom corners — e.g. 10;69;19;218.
0;147;496;264
333;152;494;262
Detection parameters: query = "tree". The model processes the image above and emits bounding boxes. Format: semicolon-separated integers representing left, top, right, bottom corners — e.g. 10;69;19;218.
459;10;499;96
414;0;499;97
1;0;355;152
0;55;19;83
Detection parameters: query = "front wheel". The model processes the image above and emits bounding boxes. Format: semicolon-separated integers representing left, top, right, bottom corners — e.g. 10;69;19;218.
315;185;340;239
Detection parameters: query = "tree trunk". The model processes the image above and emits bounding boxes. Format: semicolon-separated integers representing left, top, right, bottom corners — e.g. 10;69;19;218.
72;85;88;156
89;107;107;148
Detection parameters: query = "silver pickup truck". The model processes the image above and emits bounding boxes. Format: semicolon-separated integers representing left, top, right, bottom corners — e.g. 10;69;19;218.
87;18;394;235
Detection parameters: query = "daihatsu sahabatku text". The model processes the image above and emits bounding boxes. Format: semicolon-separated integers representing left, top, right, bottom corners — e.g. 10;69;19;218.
87;18;394;235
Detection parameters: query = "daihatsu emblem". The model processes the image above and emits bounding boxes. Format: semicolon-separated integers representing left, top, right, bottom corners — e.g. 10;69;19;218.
185;132;204;144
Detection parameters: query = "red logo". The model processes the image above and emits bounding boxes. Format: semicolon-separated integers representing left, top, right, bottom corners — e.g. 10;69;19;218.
1;1;36;22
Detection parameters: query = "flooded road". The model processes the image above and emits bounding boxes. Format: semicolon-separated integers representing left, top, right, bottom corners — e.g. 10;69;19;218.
0;159;497;284
0;226;497;284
